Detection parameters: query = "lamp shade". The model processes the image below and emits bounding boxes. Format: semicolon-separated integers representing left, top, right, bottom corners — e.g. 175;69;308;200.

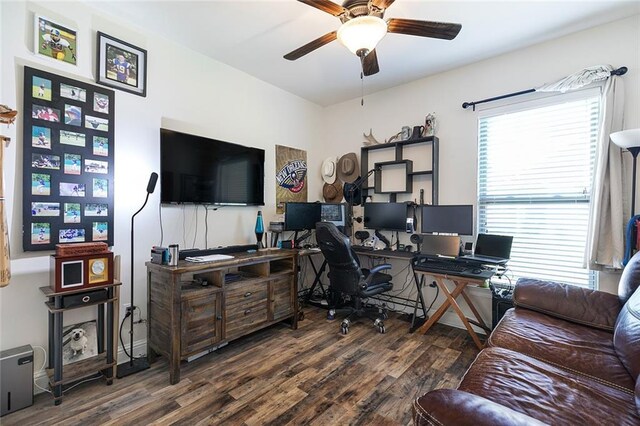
610;129;640;149
337;16;387;55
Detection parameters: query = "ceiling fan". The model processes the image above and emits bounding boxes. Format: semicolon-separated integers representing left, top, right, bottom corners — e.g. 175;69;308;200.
284;0;462;76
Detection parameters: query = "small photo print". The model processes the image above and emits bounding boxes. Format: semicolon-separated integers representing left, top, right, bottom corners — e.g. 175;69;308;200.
93;93;109;113
64;153;81;175
60;83;86;102
31;223;51;244
93;178;108;198
31;202;60;217
85;203;108;216
32;105;60;122
63;321;97;365
92;222;108;241
59;228;85;243
32;76;52;101
59;182;86;197
84;159;108;174
92;137;108;156
36;16;77;66
85;115;108;132
32;126;51;149
32;173;51;195
32;153;60;170
64;104;82;126
64;203;81;223
60;130;86;147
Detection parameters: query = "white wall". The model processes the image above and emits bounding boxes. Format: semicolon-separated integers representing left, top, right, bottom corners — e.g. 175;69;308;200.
322;15;639;328
0;1;324;360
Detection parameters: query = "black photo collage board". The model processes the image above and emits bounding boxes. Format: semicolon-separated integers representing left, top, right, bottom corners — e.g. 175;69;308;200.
22;66;115;251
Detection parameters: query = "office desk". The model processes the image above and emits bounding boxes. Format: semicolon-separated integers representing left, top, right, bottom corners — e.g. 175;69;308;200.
352;247;428;331
414;270;492;350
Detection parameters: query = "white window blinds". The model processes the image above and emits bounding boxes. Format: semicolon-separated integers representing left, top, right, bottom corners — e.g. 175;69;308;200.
478;92;600;289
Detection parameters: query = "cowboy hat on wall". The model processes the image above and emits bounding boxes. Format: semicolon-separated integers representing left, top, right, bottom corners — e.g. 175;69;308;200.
321;156;338;184
337;152;359;183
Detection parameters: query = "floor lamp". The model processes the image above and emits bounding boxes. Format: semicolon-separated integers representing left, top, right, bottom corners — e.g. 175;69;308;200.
117;172;158;378
611;129;640;217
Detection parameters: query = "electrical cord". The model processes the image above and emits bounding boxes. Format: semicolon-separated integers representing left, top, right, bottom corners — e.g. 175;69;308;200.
32;345;52;394
158;199;164;247
205;205;209;249
63;374;104;394
118;308;142;360
192;205;199;248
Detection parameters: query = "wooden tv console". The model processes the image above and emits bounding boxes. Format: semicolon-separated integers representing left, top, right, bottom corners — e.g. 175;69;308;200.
146;249;298;384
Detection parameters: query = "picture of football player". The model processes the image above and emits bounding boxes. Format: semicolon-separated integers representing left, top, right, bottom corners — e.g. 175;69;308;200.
112;54;131;83
41;28;76;62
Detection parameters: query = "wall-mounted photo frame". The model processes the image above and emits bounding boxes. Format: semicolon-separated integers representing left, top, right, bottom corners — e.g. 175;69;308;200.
23;66;115;251
34;15;77;66
96;32;147;97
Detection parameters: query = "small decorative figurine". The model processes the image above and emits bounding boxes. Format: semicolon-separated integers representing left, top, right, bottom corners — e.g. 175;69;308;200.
424;113;437;136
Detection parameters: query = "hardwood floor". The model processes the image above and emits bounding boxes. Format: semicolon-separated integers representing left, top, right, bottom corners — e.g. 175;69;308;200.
3;307;480;425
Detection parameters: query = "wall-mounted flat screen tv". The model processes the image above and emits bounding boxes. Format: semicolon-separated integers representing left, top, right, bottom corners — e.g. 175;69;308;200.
160;129;264;205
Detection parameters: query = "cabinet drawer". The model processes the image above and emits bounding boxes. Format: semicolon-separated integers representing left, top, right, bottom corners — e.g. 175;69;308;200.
181;291;222;357
226;280;268;310
225;305;268;340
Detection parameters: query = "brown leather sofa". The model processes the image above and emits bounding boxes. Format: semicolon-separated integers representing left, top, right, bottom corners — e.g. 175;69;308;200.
413;253;640;425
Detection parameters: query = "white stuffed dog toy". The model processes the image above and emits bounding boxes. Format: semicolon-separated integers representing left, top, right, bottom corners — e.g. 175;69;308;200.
69;328;88;356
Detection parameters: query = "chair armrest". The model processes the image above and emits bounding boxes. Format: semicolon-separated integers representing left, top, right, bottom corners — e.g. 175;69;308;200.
413;389;545;426
363;264;392;286
514;278;621;331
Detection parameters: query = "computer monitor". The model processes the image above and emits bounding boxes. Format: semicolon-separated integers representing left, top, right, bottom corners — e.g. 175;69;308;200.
363;202;408;231
421;205;473;235
474;234;513;259
284;202;321;231
321;203;345;227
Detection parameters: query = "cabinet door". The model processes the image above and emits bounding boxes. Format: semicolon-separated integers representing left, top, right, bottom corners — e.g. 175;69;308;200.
270;274;294;321
225;280;268;340
181;290;222;357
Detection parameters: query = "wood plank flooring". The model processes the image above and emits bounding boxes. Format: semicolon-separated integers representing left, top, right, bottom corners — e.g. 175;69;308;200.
3;307;480;425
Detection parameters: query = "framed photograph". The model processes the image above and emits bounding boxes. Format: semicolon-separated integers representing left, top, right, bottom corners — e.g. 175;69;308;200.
34;15;77;66
96;32;147;97
23;66;115;251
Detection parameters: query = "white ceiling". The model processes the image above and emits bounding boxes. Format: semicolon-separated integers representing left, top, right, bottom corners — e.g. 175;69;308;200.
87;1;639;106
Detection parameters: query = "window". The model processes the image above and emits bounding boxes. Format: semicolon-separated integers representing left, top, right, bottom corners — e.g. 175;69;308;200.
478;91;600;289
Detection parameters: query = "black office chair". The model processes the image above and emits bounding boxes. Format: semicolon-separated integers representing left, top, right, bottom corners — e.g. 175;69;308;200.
315;222;393;334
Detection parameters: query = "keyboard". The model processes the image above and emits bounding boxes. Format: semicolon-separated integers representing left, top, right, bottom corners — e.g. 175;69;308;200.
185;254;234;263
413;256;494;279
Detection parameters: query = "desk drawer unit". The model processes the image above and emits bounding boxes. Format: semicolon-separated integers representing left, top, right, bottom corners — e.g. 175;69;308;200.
225;280;268;340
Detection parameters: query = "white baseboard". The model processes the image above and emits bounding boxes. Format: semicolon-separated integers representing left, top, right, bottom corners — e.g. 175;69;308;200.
33;339;148;395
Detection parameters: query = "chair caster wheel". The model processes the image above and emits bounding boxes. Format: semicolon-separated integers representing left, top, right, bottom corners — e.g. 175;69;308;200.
327;309;336;320
380;311;388;320
341;324;349;335
378;324;386;334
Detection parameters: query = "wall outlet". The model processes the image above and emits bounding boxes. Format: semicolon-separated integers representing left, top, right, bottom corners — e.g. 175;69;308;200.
123;303;133;314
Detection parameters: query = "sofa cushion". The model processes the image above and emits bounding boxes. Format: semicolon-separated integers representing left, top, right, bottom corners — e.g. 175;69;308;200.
619;251;640;303
614;287;640;381
458;347;639;425
489;308;635;390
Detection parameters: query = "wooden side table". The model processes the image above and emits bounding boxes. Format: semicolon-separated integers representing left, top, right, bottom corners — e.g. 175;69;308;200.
40;281;120;404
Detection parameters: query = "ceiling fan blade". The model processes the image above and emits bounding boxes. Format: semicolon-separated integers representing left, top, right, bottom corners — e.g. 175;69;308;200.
362;49;380;76
298;0;348;17
387;18;462;40
284;31;338;61
370;0;396;10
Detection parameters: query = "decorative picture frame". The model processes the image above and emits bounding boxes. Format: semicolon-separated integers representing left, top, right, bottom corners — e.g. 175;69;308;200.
34;15;78;66
23;66;115;251
96;32;147;97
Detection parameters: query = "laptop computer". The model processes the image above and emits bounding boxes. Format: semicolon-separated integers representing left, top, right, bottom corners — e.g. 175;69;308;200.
420;234;461;259
462;233;513;265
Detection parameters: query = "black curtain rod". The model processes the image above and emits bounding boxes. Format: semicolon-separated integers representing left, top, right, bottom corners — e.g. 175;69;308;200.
462;66;628;111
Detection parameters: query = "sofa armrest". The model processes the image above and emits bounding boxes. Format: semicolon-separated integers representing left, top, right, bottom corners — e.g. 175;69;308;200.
413;389;544;426
513;278;621;331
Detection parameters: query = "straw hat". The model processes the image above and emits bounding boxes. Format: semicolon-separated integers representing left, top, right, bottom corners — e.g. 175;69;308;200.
337;152;359;183
323;181;343;203
321;157;337;184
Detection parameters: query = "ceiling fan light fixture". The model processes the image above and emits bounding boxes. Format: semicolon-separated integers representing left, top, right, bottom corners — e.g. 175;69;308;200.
337;16;387;56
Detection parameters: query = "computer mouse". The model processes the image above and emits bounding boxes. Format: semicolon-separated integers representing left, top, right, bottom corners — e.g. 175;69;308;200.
472;268;483;274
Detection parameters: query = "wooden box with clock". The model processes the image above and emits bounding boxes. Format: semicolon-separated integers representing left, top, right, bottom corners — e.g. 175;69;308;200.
50;252;114;293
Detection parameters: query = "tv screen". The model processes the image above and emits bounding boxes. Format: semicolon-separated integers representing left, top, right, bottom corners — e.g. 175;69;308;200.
160;129;264;205
284;202;321;231
363;202;408;231
421;205;473;235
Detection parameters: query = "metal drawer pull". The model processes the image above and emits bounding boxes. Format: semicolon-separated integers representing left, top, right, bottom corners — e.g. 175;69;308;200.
244;309;251;315
82;296;90;303
244;292;252;298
